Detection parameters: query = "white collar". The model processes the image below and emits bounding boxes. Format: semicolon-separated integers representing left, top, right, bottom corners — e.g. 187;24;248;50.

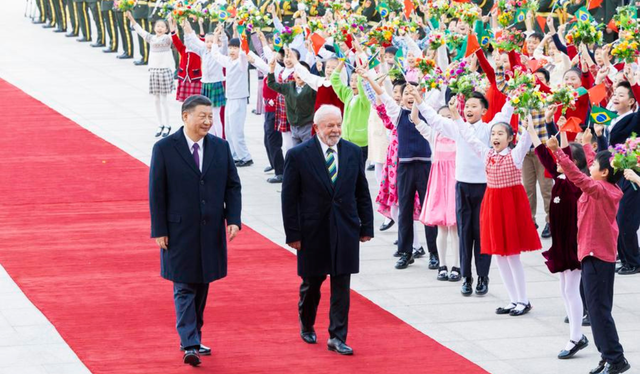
184;130;204;152
318;137;339;155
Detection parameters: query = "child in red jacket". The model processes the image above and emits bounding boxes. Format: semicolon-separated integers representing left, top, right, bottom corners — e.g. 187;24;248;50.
169;17;204;102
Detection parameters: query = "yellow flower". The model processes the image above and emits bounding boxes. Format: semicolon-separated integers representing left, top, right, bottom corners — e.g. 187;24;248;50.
513;97;520;104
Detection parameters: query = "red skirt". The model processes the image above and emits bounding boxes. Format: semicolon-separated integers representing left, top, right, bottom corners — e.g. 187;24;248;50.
480;185;542;256
176;80;202;102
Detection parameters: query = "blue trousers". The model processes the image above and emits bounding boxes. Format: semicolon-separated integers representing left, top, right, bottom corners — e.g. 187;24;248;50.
173;282;210;350
455;182;491;278
617;180;640;268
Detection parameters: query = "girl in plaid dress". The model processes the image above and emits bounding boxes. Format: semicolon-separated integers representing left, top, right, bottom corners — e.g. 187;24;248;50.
126;12;175;138
457;110;542;317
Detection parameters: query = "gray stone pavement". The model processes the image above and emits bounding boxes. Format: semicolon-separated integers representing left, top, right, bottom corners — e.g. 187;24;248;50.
1;2;639;373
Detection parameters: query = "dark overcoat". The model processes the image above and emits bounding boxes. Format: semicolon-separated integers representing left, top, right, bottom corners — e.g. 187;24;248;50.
281;137;374;277
149;127;242;284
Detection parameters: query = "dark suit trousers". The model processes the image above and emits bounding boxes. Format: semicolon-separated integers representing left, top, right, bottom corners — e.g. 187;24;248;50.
360;146;368;170
299;274;350;343
456;182;491;278
263;111;284;176
616;181;640;268
173;282;210;350
582;256;625;364
397;162;438;256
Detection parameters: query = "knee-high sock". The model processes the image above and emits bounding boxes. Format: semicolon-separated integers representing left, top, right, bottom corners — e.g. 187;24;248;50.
413;221;421;249
374;162;384;185
211;106;222;137
560;269;584;344
437;226;449;268
495;255;518;305
281;131;294;156
506;255;528;304
154;94;164;127
449;226;460;267
390;205;399;222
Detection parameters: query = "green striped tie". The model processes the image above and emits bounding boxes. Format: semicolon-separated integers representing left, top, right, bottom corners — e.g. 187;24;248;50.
325;148;337;184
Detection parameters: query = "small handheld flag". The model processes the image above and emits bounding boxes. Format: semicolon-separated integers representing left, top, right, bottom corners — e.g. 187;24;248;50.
515;9;526;23
590;106;618;126
395;48;405;66
273;33;283;52
377;2;389;18
575;6;594;23
560;117;583;133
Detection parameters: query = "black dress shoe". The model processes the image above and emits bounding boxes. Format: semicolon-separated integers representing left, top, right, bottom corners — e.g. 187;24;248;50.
395;253;414;269
42;24;55;29
617;265;640;275
509;302;532;316
583;313;591;326
413;246;426;258
91;42;105;48
428;252;439;269
541;223;551;238
590;359;607;374
602;359;631;374
496;302;517;315
32;20;45;24
448;267;461;282
300;331;317;344
77;37;91;42
461;277;473;296
564;316;569;323
366;164;375;171
65;33;79;37
117;53;133;59
180;344;211;356
134;59;148;66
182;349;201;366
379;219;395;231
475;276;489;295
53;29;66;33
103;48;118;53
327;338;353;355
236;160;254;167
437;266;449;281
263;165;273;172
393;239;398;245
154;126;164;137
267;175;283;183
557;335;589;359
392;250;402;257
161;126;171;138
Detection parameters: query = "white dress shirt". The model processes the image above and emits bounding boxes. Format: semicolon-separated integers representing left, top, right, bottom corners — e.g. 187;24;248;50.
318;137;339;173
184;131;204;172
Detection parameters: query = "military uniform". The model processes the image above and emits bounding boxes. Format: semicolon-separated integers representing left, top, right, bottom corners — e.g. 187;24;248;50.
356;0;380;25
115;6;134;58
133;1;151;65
75;0;93;41
66;0;81;36
101;0;119;52
35;0;53;25
308;0;326;18
51;0;68;32
85;0;106;47
280;0;295;27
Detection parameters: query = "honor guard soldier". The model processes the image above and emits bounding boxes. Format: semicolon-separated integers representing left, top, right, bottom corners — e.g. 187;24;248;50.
115;4;134;59
133;1;151;65
51;0;68;33
101;0;119;53
75;0;93;42
258;0;280;33
66;0;81;37
85;0;106;47
279;0;296;26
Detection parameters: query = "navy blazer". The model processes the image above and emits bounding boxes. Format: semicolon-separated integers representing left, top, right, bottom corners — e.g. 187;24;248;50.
596;111;640;151
281;137;374;277
149;128;242;284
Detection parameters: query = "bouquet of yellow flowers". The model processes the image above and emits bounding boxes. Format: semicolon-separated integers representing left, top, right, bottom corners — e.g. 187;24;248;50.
115;0;136;12
429;0;451;19
280;25;304;46
566;20;603;46
509;86;547;117
612;39;640;63
427;30;446;50
613;5;637;32
609;134;640;190
421;68;446;91
367;25;394;47
308;19;324;33
416;58;437;76
492;29;525;52
455;2;481;25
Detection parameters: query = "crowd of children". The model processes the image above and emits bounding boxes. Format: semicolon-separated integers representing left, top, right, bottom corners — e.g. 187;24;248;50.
31;0;640;372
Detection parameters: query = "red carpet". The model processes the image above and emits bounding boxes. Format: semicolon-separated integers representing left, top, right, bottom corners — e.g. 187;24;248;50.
0;78;486;374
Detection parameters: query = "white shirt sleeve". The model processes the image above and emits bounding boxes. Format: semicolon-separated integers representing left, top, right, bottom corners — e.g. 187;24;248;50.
511;129;532;169
294;62;322;91
416;101;459;140
249;51;270;74
184;31;207;56
379;93;401;125
489;102;515;126
456;120;490;159
211;45;232;68
414;120;434;143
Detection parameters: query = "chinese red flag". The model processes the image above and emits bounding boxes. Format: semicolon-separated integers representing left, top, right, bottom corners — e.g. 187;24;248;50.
310;32;326;55
241;35;250;54
588;0;602;10
464;33;480;57
403;0;414;19
536;15;546;31
560;117;583;133
608;18;618;33
588;83;607;105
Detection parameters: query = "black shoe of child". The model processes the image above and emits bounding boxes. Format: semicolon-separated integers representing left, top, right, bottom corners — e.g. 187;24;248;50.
602;359;630;374
475;276;489;295
582;313;591;326
557;335;589;359
590;359;607;374
154;126;164;137
413;246;425;258
461;277;473;296
448;267;461;282
395;253;414;269
509;302;532;316
437;266;448;281
428;253;439;269
496;302;516;315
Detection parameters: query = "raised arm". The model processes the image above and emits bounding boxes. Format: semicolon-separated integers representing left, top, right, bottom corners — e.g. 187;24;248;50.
548;137;603;198
184;30;207;56
490;102;515;126
416;97;460;140
511;119;533;169
330;61;353;104
247;51;270;75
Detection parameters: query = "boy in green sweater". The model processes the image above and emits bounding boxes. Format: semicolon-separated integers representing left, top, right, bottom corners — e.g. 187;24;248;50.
331;59;370;167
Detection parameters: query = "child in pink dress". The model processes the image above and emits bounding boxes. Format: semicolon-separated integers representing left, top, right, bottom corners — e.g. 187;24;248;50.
412;103;460;282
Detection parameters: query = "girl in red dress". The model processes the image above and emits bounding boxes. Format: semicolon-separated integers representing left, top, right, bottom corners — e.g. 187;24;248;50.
454;106;542;316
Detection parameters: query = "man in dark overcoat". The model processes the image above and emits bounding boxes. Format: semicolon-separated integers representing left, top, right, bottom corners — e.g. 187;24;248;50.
149;95;242;366
281;104;374;355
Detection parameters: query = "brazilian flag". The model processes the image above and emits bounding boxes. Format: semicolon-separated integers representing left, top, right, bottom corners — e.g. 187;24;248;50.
515;9;526;23
575;6;594;23
219;10;229;21
369;56;380;69
333;42;344;59
273;33;283;52
376;2;389;18
590;106;618;126
395;48;404;66
474;20;491;50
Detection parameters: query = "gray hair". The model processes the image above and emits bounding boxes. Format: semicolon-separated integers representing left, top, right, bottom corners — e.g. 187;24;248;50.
313;105;342;125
